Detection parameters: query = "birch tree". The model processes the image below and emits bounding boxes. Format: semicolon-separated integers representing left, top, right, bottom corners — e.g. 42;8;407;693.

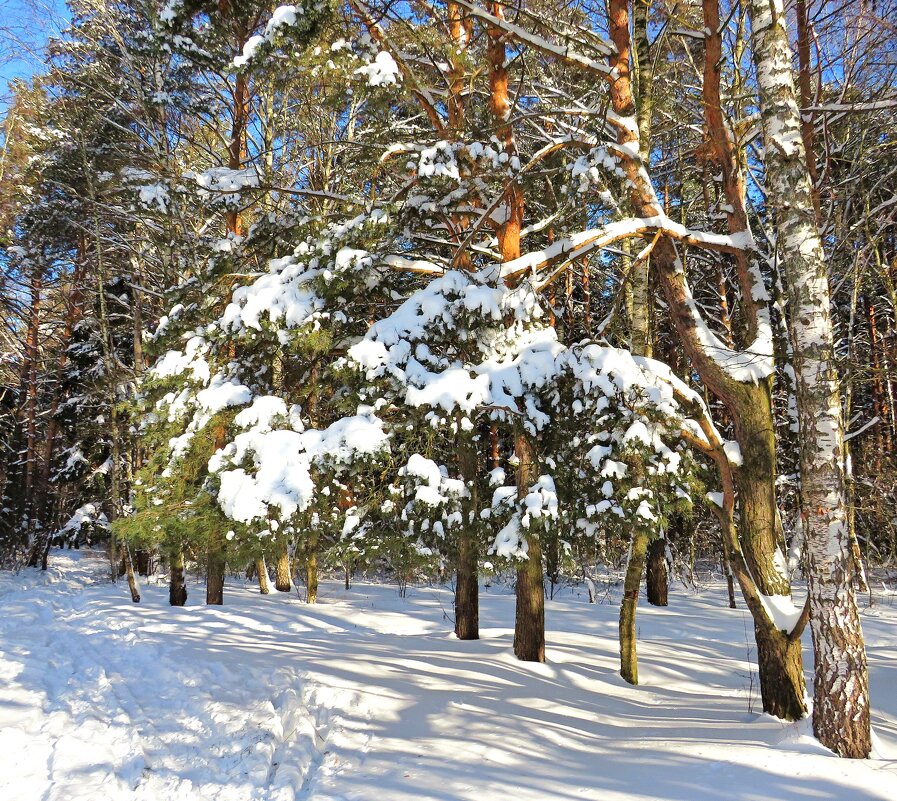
746;0;871;758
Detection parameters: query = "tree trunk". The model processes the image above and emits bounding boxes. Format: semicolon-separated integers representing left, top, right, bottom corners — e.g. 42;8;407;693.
545;533;561;600
135;550;151;577
306;551;318;603
454;435;479;639
513;432;545;662
485;1;524;262
620;526;649;684
755;624;806;722
732;390;790;594
274;544;292;592
455;531;479;639
256;558;271;594
514;532;545;663
130;256;150;581
482;0;540;661
722;552;737;609
225;55;249;235
123;545;141;603
629;0;653;359
32;253;85;564
206;529;225;605
169;549;187;606
22;266;42;552
794;0;820;214
646;537;668;607
747;0;871;757
605;0;808;720
108;407;124;582
849;533;869;594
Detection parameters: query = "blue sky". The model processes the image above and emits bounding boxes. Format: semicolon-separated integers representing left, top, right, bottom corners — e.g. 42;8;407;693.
0;0;70;111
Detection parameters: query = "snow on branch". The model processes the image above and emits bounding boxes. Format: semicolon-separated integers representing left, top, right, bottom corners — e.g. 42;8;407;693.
452;0;615;75
233;4;314;68
499;216;754;279
209;406;389;524
349;0;445;131
803;99;897;113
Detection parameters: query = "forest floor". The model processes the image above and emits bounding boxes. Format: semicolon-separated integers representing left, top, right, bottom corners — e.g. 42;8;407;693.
1;549;896;801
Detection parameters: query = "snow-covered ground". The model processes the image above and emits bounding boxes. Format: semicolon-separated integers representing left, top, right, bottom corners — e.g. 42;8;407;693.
1;550;895;801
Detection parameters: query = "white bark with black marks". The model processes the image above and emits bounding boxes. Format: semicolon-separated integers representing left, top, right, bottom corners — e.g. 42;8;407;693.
747;0;871;758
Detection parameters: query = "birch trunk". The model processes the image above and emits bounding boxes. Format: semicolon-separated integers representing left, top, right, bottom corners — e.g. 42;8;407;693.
747;0;871;758
629;0;652;359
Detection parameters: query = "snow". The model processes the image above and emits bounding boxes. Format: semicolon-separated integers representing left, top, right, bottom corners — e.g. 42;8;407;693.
354;51;401;87
399;454;467;508
303;414;389;466
452;0;614;73
233;5;307;68
758;592;806;635
2;549;896;801
723;440;744;466
500;215;753;280
348;268;700;447
267;4;301;31
151;336;210;380
195;376;253;414
520;474;559;528
234;35;266;68
213;428;315;523
137;182;169;211
233;395;297;432
683;287;774;384
0;551;340;801
210;412;389;524
60;446;88;474
221;256;325;333
57;503;108;539
400;453;444;487
195;166;260;196
159;0;181;25
485;210;769;387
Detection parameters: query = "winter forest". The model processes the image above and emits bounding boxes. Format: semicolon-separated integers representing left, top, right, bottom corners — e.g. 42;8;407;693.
0;0;895;798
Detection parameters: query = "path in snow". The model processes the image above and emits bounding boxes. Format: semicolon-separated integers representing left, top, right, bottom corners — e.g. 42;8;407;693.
0;551;359;801
0;549;895;801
